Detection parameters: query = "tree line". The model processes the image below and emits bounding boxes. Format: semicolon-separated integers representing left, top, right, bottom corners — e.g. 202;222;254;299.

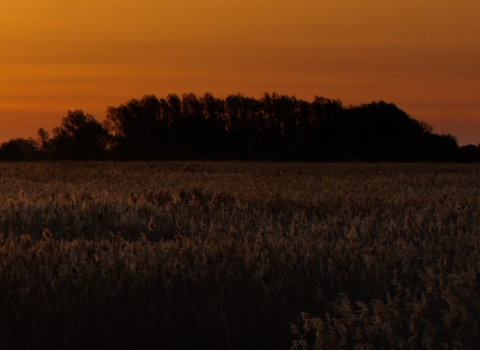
1;92;479;162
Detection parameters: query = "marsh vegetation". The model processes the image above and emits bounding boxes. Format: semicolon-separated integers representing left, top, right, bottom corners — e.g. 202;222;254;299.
0;162;479;349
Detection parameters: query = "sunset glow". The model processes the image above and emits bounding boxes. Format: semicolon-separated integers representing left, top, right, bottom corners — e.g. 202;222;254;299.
1;0;479;144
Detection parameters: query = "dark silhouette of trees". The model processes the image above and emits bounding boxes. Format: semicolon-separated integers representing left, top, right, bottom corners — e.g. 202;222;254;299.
51;110;107;160
336;101;428;161
33;128;52;160
36;128;49;150
456;144;480;162
104;93;229;160
423;133;459;162
0;138;38;161
199;93;229;159
104;95;170;160
4;92;477;162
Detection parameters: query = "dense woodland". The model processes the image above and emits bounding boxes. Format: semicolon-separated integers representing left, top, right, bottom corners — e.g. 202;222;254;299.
1;93;479;162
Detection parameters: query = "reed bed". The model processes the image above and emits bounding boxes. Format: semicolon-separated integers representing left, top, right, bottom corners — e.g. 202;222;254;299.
0;162;478;349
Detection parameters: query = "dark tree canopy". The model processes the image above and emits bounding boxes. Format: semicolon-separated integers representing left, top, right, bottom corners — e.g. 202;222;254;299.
0;138;38;161
51;110;108;160
1;93;478;162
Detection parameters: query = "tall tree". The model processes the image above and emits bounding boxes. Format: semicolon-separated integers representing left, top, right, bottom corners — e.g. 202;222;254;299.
52;110;107;160
104;95;165;159
0;138;37;161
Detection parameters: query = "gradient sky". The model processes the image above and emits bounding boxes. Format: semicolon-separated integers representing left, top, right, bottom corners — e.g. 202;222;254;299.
1;0;479;144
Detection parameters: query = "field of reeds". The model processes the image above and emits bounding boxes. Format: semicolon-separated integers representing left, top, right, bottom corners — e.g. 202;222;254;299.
0;161;479;349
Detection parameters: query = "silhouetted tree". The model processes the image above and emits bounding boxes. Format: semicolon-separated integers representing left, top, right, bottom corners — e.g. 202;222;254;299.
34;128;52;159
104;95;166;160
199;93;229;159
178;93;208;156
52;110;107;160
0;138;37;161
14;92;474;162
424;133;458;161
36;128;49;150
457;144;480;162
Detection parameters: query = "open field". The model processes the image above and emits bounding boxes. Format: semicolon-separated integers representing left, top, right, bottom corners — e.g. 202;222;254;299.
0;162;479;349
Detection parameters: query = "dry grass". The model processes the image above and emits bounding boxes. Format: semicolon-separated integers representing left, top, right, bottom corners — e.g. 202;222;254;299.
0;162;478;349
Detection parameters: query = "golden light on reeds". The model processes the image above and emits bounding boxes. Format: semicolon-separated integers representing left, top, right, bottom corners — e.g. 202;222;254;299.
0;162;478;348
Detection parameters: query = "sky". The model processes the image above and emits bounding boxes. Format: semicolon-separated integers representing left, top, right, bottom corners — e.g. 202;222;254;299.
0;0;479;145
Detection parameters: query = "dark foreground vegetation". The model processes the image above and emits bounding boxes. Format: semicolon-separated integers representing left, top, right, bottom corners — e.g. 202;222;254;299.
0;162;479;349
1;93;479;162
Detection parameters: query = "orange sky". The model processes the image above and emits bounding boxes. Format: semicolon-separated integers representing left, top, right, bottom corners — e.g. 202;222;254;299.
1;0;479;145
